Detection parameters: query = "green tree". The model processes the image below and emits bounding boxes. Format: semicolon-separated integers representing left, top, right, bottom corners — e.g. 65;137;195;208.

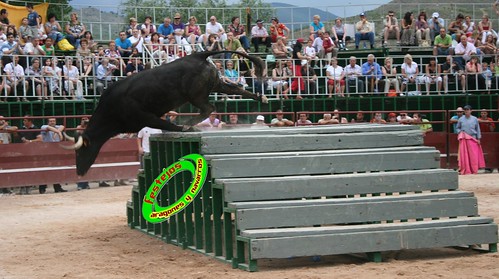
235;0;273;24
121;0;168;24
13;0;72;20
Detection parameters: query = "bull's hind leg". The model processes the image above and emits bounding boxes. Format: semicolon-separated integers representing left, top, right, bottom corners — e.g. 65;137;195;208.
216;82;264;101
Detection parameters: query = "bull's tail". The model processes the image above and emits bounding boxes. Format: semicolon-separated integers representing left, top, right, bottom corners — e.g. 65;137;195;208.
191;51;265;78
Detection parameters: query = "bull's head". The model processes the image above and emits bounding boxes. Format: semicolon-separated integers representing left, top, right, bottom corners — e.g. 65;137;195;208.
63;133;106;176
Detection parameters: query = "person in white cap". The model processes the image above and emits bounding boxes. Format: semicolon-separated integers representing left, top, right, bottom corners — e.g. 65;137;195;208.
251;115;270;128
428;12;445;42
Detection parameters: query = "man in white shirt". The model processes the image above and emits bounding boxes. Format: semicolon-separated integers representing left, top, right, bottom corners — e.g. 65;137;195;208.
454;34;476;70
205;16;226;46
137;126;162;168
96;58;116;95
4;55;28;100
343;56;364;94
23;36;44;55
251;19;271;52
128;29;144;54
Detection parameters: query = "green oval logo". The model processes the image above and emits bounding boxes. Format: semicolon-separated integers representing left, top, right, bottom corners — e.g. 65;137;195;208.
142;153;207;223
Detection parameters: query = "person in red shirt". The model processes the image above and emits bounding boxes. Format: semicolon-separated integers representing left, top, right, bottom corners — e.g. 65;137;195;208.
478;109;496;132
322;32;336;64
269;17;290;43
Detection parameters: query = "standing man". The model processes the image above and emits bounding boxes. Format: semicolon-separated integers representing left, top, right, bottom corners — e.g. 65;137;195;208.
478;109;496;133
456;105;485;175
39;118;67;193
355;12;375;49
383;11;400;46
449;107;465;133
429;12;445;42
251;19;271;53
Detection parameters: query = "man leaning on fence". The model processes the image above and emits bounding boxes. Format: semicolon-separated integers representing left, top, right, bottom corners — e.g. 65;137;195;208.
39;118;67;193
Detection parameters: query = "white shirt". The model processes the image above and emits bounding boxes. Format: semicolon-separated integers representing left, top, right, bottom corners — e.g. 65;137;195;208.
63;65;79;79
206;22;224;35
251;26;268;37
128;35;144;53
312;36;324;51
326;65;344;81
138;127;162;153
454;42;476;60
4;62;25;83
305;46;316;58
23;42;43;55
401;62;418;78
344;64;362;79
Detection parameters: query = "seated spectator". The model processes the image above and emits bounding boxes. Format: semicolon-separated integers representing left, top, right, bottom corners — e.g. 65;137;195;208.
355;13;375;49
401;12;416;46
331;17;351;49
62;57;84;100
271;109;294;126
4;55;28;101
224;32;242;59
271;60;289;99
312;31;325;65
269;17;289;44
25;57;47;100
463;15;476;35
96;58;116;95
412;112;433;136
18;17;29;42
290;38;308;99
228;16;250;51
296;113;312;126
127;29;144;55
83;31;98;52
221;114;241;129
448;14;465;40
37;15;47;40
115;31;132;58
400;54;422;94
65;12;86;48
415;12;430;45
326;57;345;98
44;13;63;43
361;53;382;93
322;31;336;63
205;34;223;59
141;15;156;42
23;36;44;56
185;16;203;49
440;55;465;94
465;55;486;91
197;112;224;129
147;32;167;62
332;109;348;123
0;9;9;28
157;17;174;42
125;17;139;37
433;28;453;56
478;34;497;54
301;61;317;96
272;36;289;59
40;37;55;56
423;57;442;95
171;13;185;42
429;12;445;42
0;59;11;102
478;14;493;44
0;115;18;144
205;16;226;46
309;15;325;42
344;56;364;95
317;113;339;125
42;57;61;98
381;57;400;95
303;39;318;67
351;111;366;123
252;115;269;128
383;11;400;45
104;41;126;71
251;19;271;52
1;32;22;57
224;60;246;87
125;56;144;76
370;112;387;124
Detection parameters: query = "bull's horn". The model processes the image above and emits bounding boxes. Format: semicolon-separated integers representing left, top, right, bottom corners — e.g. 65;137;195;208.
64;132;75;142
60;136;84;150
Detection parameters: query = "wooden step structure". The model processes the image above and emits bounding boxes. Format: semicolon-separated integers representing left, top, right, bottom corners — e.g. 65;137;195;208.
126;124;497;271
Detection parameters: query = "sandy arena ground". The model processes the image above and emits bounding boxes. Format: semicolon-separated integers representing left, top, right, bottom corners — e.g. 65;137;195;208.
0;173;498;279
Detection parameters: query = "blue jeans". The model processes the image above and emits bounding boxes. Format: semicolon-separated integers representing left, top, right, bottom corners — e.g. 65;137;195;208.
239;36;250;50
49;32;64;43
355;32;375;47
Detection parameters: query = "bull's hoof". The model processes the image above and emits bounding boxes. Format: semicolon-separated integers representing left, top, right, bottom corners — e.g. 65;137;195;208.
182;125;199;132
261;95;269;104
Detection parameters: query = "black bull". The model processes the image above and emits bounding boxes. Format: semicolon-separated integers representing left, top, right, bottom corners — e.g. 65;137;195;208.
71;50;266;176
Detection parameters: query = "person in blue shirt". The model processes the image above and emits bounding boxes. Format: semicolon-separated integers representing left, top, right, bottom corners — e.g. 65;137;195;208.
450;107;464;133
361;54;382;93
26;3;39;39
158;17;174;41
115;31;132;57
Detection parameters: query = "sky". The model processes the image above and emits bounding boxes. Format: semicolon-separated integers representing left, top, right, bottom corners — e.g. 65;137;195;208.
69;0;391;18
